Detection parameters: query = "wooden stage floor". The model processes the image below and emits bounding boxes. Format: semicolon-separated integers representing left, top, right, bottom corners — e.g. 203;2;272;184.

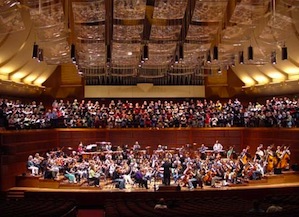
12;170;299;192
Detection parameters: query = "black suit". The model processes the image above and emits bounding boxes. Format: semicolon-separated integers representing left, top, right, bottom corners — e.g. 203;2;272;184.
162;161;172;185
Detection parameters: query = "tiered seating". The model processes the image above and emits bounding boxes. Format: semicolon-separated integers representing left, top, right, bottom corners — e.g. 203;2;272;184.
105;195;299;217
0;198;77;217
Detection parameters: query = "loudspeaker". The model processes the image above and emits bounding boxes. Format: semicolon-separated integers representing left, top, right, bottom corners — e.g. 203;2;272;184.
274;168;282;174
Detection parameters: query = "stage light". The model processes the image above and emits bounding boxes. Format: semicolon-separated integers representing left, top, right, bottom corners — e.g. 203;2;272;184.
179;44;184;60
32;42;38;59
207;51;211;63
143;44;149;60
248;45;253;60
213;46;218;60
239;51;244;64
175;55;179;64
71;44;76;61
282;46;288;60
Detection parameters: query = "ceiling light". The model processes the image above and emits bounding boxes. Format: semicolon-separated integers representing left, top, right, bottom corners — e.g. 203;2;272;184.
248;45;253;60
175;55;179;64
179;44;184;60
206;51;211;63
213;46;218;60
71;43;76;61
143;44;148;61
282;46;288;60
32;42;39;59
239;51;244;64
127;51;133;56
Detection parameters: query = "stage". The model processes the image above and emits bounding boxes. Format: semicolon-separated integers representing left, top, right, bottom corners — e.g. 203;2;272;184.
7;171;299;208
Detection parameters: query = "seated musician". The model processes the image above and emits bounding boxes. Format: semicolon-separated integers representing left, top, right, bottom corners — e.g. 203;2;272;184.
88;165;100;187
112;167;126;189
199;143;208;160
27;155;39;176
134;167;149;189
33;153;44;175
254;144;264;161
181;163;195;188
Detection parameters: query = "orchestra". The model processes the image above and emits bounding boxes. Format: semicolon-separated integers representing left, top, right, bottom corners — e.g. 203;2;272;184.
28;140;291;190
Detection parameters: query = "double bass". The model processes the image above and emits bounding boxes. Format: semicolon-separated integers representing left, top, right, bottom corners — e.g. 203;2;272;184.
277;146;290;170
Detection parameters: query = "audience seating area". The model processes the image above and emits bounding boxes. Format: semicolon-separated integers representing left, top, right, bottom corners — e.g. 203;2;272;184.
104;195;299;217
0;198;77;217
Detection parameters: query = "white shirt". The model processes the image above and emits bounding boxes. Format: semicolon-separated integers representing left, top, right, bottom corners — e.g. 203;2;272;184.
213;142;223;152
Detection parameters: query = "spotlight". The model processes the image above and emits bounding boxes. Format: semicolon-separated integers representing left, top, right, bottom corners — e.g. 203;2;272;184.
32;42;39;59
179;44;184;60
206;51;211;63
143;44;149;60
282;46;288;60
271;51;276;64
248;45;253;60
239;51;244;64
213;46;218;60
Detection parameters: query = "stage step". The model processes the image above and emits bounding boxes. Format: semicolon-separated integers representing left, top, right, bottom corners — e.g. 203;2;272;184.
7;189;25;200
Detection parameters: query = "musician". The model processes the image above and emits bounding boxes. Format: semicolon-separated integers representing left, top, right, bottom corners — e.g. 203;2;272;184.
112;167;126;189
226;146;234;159
134;167;149;189
254;144;264;161
27;155;39;176
88;165;100;187
199;143;208;160
133;141;141;151
181;163;195;188
213;140;223;153
33;152;44;174
77;142;84;154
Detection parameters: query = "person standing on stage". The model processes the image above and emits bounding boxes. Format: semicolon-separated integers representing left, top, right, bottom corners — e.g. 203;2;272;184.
162;158;172;185
213;140;223;153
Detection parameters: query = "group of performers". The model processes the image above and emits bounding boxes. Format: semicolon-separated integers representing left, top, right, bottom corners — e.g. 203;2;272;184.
27;140;291;190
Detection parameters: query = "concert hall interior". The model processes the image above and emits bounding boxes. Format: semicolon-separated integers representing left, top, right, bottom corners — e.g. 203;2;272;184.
1;0;299;217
